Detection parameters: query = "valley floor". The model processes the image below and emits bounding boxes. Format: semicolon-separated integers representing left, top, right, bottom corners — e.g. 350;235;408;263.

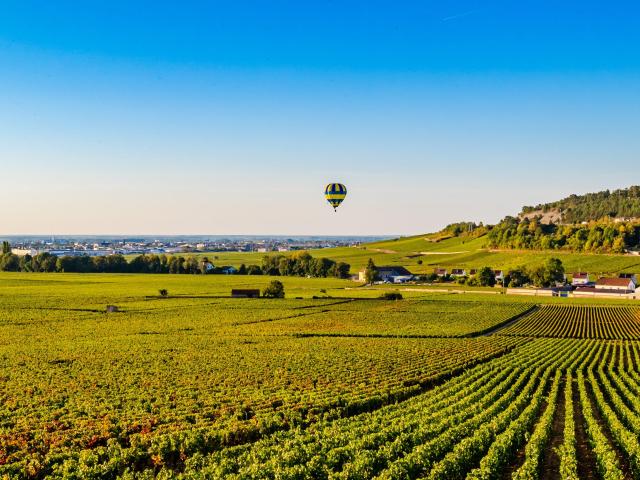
1;273;640;478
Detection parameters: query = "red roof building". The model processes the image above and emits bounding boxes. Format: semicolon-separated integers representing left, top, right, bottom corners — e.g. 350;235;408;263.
595;277;635;291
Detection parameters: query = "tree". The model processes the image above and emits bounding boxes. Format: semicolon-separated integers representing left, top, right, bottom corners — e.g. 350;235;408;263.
263;280;285;298
35;253;57;272
168;256;183;274
0;253;20;271
246;264;262;275
1;241;10;254
528;258;565;287
545;257;565;285
238;264;247;275
380;292;403;300
200;257;212;274
19;254;33;272
184;256;200;274
334;262;351;279
364;258;378;284
261;255;282;276
476;267;496;287
311;257;335;277
505;267;530;288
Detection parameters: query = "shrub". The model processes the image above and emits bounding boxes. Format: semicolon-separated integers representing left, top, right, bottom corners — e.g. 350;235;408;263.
263;280;285;298
159;289;169;297
380;292;403;300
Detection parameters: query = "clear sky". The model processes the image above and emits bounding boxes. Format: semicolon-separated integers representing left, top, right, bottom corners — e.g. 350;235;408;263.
1;1;639;235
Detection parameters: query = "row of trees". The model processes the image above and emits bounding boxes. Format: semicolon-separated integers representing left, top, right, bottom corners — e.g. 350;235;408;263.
487;217;640;253
455;258;566;288
0;251;203;274
0;246;350;279
260;251;351;279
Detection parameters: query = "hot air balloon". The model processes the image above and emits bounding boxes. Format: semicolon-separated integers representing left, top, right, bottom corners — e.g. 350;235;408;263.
325;183;347;212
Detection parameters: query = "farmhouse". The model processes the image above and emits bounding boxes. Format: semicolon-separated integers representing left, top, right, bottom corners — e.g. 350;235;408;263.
202;261;215;273
571;272;590;286
231;289;260;298
434;268;448;277
594;277;636;292
359;266;414;283
219;266;238;275
450;268;467;277
378;266;414;283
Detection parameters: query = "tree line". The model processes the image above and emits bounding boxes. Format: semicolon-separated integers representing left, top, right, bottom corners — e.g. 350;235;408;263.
0;245;350;278
487;217;640;253
521;185;640;223
260;251;351;278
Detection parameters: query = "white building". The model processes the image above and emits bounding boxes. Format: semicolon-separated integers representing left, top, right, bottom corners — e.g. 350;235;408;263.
595;277;635;291
358;266;413;283
571;272;590;286
11;248;38;256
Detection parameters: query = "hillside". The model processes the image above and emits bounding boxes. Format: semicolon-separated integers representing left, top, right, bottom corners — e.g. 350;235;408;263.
520;185;640;224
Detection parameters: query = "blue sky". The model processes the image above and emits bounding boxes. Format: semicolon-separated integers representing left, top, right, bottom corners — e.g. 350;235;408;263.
1;1;639;235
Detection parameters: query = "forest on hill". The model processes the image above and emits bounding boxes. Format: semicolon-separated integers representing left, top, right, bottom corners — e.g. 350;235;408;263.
485;217;639;253
438;217;640;254
521;185;640;224
437;186;640;253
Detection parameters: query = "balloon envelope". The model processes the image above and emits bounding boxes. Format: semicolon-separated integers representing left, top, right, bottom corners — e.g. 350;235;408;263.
325;183;347;211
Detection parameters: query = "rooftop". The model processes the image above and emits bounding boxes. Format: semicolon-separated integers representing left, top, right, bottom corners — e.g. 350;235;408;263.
596;277;634;287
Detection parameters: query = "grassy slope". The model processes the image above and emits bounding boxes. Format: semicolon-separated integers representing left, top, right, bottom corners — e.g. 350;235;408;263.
176;232;640;277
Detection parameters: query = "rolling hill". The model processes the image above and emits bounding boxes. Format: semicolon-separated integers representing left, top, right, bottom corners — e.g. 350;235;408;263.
520;185;640;224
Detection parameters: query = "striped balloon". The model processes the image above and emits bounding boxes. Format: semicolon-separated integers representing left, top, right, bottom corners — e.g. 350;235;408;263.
325;183;347;211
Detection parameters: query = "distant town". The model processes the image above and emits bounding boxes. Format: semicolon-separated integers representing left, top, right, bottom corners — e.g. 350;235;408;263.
1;235;392;257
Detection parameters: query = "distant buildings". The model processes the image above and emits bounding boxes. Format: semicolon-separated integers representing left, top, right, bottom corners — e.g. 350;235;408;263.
10;248;38;256
3;236;365;259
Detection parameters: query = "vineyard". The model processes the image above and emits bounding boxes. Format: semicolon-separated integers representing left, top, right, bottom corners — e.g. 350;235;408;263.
499;304;640;339
2;273;640;478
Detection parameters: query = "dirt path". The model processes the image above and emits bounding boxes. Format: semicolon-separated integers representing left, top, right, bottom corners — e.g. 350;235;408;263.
419;251;470;255
585;377;633;479
499;374;554;479
359;247;398;254
574;377;600;480
540;377;566;479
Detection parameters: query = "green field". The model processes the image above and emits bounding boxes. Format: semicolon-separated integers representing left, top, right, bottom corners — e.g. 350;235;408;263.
2;272;640;478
